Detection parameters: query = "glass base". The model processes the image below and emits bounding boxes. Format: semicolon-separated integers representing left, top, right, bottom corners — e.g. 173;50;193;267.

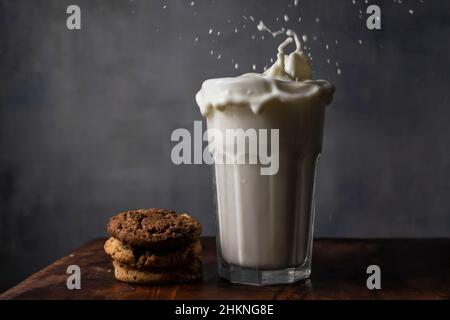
218;260;311;286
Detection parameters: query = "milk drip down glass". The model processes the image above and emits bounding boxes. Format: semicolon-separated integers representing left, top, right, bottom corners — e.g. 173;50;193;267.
196;31;335;285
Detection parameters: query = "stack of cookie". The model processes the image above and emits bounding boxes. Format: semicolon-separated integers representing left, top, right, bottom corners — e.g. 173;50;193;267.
104;208;202;284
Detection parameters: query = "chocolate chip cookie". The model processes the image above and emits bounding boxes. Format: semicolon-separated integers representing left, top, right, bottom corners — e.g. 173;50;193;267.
112;258;202;284
104;237;202;269
107;208;202;248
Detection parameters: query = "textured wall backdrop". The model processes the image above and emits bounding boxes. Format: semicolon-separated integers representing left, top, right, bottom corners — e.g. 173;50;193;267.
1;0;450;291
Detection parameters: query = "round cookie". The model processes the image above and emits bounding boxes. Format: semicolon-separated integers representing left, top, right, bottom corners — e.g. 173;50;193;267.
107;208;202;248
112;259;202;284
104;237;202;269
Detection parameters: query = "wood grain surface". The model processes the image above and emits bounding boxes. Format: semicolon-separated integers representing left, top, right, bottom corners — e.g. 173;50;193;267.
1;238;449;300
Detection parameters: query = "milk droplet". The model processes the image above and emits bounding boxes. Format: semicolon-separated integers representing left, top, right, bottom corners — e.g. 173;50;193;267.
217;54;222;60
234;63;239;69
337;68;341;75
252;64;256;70
163;4;167;9
209;29;213;34
257;21;264;31
284;14;289;22
409;9;414;15
190;1;194;6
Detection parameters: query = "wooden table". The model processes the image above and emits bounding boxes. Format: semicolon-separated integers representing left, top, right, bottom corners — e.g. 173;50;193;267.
1;238;449;300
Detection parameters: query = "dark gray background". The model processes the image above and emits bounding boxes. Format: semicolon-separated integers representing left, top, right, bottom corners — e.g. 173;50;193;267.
1;0;449;292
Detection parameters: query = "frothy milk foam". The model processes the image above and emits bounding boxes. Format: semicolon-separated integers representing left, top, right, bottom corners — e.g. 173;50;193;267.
196;30;334;270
